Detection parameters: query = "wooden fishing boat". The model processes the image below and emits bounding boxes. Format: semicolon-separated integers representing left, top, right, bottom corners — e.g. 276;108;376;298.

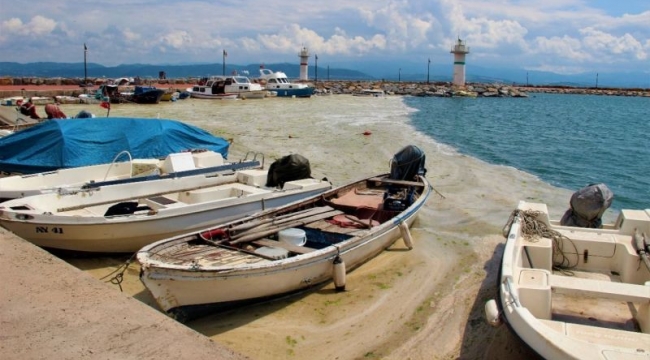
137;145;430;321
0;156;331;253
486;200;650;359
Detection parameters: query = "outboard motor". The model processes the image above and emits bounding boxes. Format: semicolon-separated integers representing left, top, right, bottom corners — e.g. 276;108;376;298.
560;183;613;228
266;154;312;188
389;145;427;181
383;145;427;211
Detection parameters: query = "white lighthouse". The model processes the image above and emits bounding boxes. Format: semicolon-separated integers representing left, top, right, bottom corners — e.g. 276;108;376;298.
299;47;309;81
450;38;470;86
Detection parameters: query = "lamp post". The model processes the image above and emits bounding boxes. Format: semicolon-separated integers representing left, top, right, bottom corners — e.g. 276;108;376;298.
222;49;227;76
399;68;401;82
315;54;318;82
83;43;88;89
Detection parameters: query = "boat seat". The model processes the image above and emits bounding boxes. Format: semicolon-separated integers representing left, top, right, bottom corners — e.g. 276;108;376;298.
178;183;272;204
549;274;650;303
538;319;650;349
142;196;185;209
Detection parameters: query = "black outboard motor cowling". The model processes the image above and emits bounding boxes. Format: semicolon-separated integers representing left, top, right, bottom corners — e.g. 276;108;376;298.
560;183;613;228
266;154;312;188
389;145;427;181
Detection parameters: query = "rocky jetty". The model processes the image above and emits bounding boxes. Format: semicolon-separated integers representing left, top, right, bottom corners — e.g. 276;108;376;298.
1;76;648;98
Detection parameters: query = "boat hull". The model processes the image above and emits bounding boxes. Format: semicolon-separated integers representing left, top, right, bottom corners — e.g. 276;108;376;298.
189;92;238;100
267;87;314;98
138;174;431;316
0;169;331;253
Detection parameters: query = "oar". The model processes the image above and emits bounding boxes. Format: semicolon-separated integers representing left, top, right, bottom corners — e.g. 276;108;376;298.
229;209;343;245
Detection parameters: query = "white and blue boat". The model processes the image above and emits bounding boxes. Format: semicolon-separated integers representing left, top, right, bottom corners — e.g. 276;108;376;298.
259;68;315;98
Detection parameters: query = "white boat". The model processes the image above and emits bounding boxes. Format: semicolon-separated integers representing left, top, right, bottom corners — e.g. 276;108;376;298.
353;89;385;97
0;150;238;200
0;155;332;253
486;197;650;359
137;145;429;321
188;76;266;100
0;96;26;106
258;68;314;98
54;95;81;104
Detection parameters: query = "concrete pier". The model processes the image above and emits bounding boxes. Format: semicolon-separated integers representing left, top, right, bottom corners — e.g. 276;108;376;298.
0;228;248;360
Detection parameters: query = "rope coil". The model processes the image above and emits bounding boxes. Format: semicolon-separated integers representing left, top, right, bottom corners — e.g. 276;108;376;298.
503;209;579;272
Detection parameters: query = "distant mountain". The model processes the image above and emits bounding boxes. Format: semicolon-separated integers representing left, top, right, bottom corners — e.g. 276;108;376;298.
0;61;646;88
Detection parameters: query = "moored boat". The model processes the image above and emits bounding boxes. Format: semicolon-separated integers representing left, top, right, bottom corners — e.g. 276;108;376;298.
188;75;266;100
0;154;332;253
137;145;429;321
353;89;385;97
258;68;314;98
0;150;235;200
0;117;230;176
99;84;166;104
486;185;650;359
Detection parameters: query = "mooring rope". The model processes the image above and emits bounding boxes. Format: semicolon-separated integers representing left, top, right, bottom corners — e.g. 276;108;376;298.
503;209;579;273
100;253;136;292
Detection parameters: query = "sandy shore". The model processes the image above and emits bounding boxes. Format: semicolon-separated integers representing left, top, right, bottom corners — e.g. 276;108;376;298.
0;94;587;359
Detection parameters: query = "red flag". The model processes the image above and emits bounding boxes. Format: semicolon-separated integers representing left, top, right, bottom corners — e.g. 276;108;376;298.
100;101;110;109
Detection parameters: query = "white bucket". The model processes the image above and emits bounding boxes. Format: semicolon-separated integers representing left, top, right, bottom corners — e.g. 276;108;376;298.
279;228;307;247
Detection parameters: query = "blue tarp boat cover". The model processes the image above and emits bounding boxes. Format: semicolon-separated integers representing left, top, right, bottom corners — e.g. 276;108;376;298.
0;117;230;174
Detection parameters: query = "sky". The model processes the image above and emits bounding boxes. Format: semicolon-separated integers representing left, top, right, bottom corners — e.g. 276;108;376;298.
1;0;648;75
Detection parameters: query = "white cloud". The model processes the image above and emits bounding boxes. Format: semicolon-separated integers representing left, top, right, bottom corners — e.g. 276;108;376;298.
580;27;647;60
0;1;647;73
1;15;56;36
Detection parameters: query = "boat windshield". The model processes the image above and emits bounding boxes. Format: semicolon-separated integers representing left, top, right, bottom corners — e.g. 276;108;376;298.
233;76;251;84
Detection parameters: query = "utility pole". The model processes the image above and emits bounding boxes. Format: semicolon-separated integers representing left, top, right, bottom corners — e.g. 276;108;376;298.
315;54;318;82
427;58;430;84
596;73;599;88
399;68;401;82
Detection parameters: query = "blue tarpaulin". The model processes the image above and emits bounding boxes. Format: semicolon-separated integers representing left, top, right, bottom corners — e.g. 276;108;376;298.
0;117;230;174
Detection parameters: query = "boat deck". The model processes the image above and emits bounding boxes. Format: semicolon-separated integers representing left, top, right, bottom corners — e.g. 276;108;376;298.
550;270;642;332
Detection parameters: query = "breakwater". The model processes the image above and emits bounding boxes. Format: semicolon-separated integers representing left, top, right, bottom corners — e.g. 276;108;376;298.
0;76;648;98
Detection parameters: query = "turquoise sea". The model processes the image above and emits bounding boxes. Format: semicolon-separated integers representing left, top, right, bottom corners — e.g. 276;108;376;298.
404;93;649;211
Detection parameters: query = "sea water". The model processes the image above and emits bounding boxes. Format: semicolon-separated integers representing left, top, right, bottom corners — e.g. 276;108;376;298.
404;93;650;211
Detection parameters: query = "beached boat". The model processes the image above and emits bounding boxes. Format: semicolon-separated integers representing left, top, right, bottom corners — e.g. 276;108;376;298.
187;76;266;100
0;150;240;200
0;96;26;106
353;89;385;97
258;68;314;98
160;90;179;102
486;190;650;359
137;145;429;321
99;84;166;104
0;117;230;175
0;154;332;253
54;95;82;104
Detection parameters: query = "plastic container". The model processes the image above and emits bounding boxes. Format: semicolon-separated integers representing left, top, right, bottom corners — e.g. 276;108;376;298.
279;228;307;247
